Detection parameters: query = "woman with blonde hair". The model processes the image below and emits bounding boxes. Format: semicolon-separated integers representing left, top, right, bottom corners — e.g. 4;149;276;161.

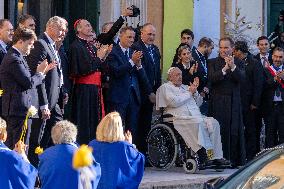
89;112;145;189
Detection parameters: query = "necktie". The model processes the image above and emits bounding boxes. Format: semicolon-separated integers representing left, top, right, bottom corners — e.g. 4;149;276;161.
261;56;268;67
124;50;130;61
148;46;155;63
273;65;282;97
276;88;281;97
200;56;207;74
52;44;64;87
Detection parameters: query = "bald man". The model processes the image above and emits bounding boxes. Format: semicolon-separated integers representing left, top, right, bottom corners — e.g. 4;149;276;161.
132;23;161;158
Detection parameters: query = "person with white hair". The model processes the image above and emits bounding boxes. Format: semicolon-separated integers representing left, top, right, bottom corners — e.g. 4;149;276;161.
38;120;101;189
89;112;145;189
156;67;230;168
27;16;67;166
0;117;38;189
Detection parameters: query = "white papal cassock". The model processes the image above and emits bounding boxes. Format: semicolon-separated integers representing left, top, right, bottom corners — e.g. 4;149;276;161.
156;82;223;159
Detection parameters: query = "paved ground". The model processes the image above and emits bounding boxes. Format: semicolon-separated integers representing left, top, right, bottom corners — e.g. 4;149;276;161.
139;167;237;189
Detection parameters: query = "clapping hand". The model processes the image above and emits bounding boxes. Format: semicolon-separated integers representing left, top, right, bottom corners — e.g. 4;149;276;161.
97;44;111;60
224;55;235;70
277;70;284;80
189;77;199;94
189;62;198;75
131;51;143;67
124;130;132;144
37;59;57;75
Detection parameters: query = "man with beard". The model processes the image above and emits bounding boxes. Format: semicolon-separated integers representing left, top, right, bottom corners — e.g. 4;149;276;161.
191;37;214;115
208;37;246;167
69;19;111;145
233;41;264;161
262;47;284;147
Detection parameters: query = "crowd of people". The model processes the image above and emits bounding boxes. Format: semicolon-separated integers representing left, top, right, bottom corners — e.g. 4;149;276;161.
0;5;284;188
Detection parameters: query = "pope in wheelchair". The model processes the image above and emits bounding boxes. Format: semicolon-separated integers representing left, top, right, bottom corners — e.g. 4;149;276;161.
147;67;230;172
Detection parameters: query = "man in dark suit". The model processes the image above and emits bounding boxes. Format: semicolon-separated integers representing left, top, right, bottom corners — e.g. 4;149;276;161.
55;20;70;117
0;19;14;118
0;28;54;149
191;37;214;115
254;36;273;67
254;36;273;151
262;47;284;147
233;41;264;161
97;8;133;114
107;26;148;144
208;37;246;167
27;16;67;166
132;23;161;156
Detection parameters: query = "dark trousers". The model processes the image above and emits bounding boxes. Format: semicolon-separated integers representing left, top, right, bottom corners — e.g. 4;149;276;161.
28;104;63;167
264;102;284;148
200;101;208;116
137;98;154;156
110;90;140;144
5;116;32;149
243;108;261;161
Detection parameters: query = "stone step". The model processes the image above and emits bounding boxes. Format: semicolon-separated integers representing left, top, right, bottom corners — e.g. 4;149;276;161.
139;167;237;189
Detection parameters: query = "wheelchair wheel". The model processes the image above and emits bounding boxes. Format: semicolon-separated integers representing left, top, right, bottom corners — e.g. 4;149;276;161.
147;123;178;170
183;159;197;173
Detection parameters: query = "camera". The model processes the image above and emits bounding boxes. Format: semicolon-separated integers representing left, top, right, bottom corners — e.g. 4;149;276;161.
129;5;140;17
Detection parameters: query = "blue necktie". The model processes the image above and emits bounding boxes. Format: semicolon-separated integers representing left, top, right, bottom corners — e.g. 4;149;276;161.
124;50;130;61
273;65;282;97
148;46;155;63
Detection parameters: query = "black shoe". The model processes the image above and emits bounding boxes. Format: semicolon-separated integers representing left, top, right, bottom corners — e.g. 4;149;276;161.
213;158;231;166
199;159;215;170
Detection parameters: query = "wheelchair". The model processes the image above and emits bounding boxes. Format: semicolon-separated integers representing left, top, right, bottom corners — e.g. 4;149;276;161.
147;112;226;173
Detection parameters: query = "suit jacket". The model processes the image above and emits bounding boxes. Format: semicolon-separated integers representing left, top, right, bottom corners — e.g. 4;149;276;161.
132;39;161;97
59;46;71;95
240;55;264;110
0;48;43;117
27;33;61;110
0;44;6;64
96;16;125;45
0;44;7;116
261;67;284;115
191;47;209;93
208;56;245;96
254;52;273;66
106;45;148;105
